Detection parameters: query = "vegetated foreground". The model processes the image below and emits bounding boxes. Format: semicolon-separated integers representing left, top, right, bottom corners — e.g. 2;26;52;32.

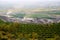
0;19;60;40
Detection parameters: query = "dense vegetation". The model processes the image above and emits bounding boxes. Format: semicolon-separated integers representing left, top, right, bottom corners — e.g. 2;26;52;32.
0;19;60;40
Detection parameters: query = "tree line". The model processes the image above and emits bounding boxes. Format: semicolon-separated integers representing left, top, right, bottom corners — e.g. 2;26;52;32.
0;19;60;40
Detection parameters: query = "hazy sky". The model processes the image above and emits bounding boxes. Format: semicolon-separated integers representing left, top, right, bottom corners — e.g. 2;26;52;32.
0;0;60;9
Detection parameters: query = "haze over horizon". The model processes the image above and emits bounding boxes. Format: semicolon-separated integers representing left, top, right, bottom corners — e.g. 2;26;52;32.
0;0;60;9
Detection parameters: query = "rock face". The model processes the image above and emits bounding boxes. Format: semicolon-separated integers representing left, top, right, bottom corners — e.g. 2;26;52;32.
0;15;60;24
0;16;10;22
